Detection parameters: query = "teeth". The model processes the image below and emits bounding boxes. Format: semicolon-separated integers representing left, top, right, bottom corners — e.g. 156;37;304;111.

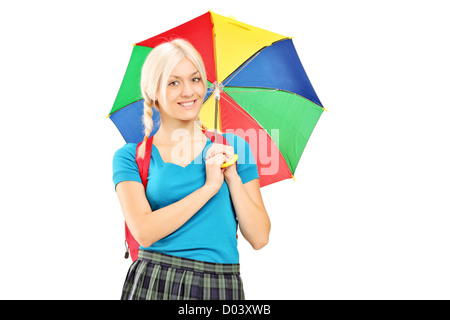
179;101;195;107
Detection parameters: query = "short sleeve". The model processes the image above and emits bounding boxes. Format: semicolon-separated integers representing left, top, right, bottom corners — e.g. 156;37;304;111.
223;133;259;184
112;143;142;190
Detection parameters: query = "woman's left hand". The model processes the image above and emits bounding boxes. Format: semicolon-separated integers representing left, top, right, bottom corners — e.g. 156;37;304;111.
222;159;238;182
205;143;239;182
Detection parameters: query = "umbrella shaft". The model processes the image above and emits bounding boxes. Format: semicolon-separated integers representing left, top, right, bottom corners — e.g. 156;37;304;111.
212;81;223;142
214;98;218;141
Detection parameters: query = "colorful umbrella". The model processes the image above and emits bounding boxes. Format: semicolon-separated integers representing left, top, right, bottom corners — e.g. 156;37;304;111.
108;11;325;187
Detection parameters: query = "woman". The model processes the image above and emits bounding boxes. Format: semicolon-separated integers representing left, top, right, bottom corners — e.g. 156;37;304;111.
113;39;270;300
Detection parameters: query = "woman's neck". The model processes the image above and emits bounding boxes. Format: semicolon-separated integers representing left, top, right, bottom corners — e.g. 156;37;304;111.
153;119;204;147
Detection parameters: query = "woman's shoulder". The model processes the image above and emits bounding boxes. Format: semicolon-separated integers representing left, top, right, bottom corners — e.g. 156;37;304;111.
222;132;247;145
222;132;257;165
113;143;139;161
112;143;141;188
222;132;254;152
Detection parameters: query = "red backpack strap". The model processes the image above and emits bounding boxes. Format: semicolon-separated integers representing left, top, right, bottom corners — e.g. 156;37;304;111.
124;137;153;261
135;136;153;189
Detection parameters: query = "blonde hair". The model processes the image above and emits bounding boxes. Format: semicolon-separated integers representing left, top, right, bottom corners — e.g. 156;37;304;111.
138;39;208;158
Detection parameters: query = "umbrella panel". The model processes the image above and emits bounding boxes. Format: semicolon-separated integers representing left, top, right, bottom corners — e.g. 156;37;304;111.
110;46;152;116
224;38;323;108
136;12;217;83
209;11;287;83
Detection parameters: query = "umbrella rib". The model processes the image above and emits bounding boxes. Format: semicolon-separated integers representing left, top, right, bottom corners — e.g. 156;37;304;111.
222;51;262;87
224;88;278;94
220;93;267;132
225;86;326;111
108;98;144;117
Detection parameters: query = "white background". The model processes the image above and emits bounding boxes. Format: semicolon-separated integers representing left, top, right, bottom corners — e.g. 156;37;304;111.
1;0;449;299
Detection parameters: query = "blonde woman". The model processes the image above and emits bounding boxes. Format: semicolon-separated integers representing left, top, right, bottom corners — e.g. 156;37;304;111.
113;39;270;300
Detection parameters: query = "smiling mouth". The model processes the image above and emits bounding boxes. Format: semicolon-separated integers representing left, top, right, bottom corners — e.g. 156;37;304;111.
178;100;196;109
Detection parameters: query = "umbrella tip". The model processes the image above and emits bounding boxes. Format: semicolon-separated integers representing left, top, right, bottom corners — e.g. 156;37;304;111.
291;174;296;181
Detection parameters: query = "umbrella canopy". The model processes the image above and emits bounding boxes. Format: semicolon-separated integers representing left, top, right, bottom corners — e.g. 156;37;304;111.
108;11;325;187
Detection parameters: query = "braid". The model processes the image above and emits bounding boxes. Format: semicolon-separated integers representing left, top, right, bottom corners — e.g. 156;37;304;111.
137;93;156;159
142;99;154;138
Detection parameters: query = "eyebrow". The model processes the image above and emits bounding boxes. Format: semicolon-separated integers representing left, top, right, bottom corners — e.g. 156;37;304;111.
169;71;200;79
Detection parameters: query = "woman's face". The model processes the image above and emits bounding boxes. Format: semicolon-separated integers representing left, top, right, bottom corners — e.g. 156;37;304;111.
157;57;206;122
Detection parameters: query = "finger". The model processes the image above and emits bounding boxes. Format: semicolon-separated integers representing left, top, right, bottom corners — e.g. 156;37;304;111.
206;144;219;158
224;146;234;160
207;144;233;159
207;143;224;153
206;153;227;165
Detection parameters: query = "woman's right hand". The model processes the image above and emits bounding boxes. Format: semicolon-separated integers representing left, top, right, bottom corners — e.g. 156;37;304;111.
204;153;226;195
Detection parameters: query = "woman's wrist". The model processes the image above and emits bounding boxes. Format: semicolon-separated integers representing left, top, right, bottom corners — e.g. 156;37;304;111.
201;183;220;198
225;172;241;186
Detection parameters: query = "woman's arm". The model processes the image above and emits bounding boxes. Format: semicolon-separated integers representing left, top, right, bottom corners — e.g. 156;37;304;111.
225;172;271;250
116;152;226;247
206;142;270;250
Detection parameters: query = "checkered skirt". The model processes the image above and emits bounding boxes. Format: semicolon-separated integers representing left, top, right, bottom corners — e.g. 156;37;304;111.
121;250;245;300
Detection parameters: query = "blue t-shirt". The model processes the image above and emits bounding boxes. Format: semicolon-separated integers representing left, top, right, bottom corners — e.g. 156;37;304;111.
112;133;259;264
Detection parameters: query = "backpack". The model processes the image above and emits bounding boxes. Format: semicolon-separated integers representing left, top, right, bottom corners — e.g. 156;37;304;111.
124;129;236;261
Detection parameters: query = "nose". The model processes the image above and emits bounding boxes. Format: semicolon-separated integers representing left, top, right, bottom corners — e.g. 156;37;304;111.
181;81;194;97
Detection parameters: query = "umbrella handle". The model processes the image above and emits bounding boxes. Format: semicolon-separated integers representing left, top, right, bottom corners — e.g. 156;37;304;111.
221;154;238;168
212;81;234;169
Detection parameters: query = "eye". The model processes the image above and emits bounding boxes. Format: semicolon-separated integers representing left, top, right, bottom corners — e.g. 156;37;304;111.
192;77;201;83
168;80;179;86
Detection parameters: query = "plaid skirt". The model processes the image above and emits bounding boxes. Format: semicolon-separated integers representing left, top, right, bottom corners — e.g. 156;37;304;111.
121;250;245;300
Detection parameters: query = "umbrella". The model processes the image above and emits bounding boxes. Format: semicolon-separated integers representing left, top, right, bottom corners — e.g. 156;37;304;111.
108;11;325;187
